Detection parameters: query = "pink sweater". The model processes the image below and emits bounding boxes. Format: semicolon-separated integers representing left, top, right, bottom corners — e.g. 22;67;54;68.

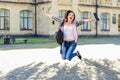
52;16;85;42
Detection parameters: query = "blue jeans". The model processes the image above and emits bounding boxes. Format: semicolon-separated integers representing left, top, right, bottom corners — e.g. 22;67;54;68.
61;41;77;61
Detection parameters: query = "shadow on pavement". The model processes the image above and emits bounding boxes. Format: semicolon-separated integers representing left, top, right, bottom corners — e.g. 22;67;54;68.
1;59;120;80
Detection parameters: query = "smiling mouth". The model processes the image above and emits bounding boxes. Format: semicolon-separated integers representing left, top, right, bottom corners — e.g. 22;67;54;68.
70;17;72;19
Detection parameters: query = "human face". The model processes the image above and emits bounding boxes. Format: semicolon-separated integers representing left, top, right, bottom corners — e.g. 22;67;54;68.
67;12;75;22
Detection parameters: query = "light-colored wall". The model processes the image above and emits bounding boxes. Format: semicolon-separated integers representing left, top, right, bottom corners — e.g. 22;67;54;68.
0;0;120;36
77;6;96;36
37;0;97;36
0;2;35;35
97;7;120;35
37;3;51;35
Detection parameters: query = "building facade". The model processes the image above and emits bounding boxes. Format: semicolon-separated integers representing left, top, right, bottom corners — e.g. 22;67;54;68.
0;0;120;37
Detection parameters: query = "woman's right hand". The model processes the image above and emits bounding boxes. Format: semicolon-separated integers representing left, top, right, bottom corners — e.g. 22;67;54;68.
45;11;49;16
44;11;52;18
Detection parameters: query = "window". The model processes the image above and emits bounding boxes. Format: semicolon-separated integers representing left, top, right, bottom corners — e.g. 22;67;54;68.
81;11;91;31
20;10;32;30
0;9;10;30
112;14;116;24
118;14;120;31
59;10;67;18
100;13;110;31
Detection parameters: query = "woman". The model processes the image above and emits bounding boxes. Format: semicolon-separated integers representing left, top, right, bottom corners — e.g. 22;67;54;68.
45;10;95;61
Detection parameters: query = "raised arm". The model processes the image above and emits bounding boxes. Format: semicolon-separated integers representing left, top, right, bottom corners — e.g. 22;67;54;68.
74;18;95;27
44;11;63;23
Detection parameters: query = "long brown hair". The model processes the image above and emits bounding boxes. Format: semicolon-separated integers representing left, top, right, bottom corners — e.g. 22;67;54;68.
64;10;75;22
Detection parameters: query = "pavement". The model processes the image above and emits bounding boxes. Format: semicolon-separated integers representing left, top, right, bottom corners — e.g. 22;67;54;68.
0;43;120;80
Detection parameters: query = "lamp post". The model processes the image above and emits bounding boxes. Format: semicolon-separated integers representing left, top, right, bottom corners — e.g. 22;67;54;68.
95;0;98;38
34;0;37;36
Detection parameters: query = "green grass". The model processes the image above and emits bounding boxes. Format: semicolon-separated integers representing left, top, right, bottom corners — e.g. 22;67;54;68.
0;37;59;50
27;37;55;44
0;38;3;44
77;37;120;45
0;37;120;50
0;37;55;44
0;37;120;45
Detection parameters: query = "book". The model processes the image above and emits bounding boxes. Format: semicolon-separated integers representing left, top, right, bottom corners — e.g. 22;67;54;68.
93;13;99;21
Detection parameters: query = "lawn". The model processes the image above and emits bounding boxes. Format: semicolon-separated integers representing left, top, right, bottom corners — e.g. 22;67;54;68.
0;36;120;45
0;37;120;50
0;37;55;44
78;37;120;45
0;37;59;50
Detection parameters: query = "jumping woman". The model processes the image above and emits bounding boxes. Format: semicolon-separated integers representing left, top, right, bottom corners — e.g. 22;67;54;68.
45;10;96;61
